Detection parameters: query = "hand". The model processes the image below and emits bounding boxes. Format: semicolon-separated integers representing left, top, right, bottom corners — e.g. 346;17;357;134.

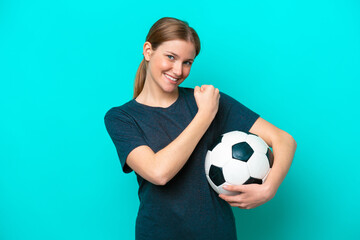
218;184;276;209
194;85;220;120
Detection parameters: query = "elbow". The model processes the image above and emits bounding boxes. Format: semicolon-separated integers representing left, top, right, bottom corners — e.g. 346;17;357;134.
155;178;168;186
135;171;168;186
274;130;297;148
153;174;168;186
152;170;170;186
151;156;172;186
153;177;169;186
130;163;169;186
282;131;297;150
289;133;297;150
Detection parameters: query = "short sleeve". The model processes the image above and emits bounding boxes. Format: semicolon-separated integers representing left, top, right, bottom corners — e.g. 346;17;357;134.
104;109;148;173
219;92;260;134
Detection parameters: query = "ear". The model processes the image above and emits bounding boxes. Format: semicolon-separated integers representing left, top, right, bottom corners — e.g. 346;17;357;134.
143;41;153;61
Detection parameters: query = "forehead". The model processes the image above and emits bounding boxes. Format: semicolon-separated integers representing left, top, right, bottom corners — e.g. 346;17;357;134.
157;39;196;59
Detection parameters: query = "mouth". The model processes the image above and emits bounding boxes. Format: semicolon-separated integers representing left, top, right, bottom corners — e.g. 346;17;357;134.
164;73;180;83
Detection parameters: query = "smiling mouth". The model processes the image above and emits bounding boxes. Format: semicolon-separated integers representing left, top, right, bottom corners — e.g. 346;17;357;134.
164;73;180;82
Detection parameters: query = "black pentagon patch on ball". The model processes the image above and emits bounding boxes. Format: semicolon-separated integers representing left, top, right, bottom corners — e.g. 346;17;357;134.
209;134;223;151
266;148;274;168
209;165;226;186
244;177;262;185
232;142;254;162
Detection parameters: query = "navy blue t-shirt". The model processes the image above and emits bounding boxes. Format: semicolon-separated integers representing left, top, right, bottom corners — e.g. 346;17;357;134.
104;87;260;240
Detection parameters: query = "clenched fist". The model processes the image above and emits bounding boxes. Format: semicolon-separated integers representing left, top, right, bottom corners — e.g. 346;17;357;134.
194;85;220;121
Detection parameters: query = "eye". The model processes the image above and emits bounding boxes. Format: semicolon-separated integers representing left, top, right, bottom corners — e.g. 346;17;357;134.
184;61;193;66
167;55;175;60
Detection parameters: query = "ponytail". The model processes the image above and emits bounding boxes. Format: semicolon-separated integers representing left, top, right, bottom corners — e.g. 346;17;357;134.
133;58;147;99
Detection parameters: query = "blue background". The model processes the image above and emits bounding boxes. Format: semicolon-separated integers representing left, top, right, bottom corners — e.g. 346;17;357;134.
1;0;359;239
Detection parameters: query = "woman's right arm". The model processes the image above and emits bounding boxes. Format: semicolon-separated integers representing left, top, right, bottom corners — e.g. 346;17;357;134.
126;85;220;186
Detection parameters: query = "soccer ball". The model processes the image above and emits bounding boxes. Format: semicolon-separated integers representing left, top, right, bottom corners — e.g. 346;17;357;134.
205;131;274;196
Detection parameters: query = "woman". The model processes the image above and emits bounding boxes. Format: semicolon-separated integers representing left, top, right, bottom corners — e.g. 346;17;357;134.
104;17;297;240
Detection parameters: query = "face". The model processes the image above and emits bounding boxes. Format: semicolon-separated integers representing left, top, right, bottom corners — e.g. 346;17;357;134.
143;39;196;93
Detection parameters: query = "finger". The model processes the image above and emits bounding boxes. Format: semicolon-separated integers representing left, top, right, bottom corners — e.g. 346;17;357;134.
194;86;200;93
237;204;250;209
222;184;247;192
219;195;247;208
230;203;247;208
219;194;242;203
221;198;240;205
208;85;215;92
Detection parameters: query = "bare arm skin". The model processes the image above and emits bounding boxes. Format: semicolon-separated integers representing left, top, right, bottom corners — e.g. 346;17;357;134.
249;117;297;196
126;85;220;185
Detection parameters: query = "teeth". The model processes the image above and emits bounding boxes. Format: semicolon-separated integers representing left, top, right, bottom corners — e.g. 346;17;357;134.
165;74;178;81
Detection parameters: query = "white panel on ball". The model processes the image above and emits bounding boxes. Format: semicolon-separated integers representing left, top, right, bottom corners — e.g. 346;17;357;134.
204;151;212;174
210;142;233;167
220;131;248;146
223;160;250;185
246;134;268;154
247;152;270;179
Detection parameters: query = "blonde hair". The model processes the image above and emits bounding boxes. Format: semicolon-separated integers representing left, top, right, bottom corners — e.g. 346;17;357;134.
133;17;201;98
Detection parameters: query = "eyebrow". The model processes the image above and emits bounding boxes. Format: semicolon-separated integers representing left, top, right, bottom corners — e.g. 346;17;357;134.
166;51;194;61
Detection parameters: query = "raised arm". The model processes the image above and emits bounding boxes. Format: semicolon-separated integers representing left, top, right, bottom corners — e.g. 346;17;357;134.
127;85;220;186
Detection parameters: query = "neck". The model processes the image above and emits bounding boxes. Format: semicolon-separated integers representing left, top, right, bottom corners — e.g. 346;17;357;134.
136;81;179;108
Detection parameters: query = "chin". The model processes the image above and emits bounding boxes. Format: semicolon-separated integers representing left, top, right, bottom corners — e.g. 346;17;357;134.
161;82;181;92
162;85;178;93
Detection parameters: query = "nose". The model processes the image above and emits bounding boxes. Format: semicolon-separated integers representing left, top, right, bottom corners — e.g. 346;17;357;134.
172;61;183;77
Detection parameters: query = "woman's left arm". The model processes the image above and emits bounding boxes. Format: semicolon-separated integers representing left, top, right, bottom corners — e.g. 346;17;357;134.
218;117;297;209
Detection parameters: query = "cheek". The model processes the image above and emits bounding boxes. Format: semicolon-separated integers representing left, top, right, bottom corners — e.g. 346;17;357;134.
149;57;169;73
158;59;171;70
183;67;192;76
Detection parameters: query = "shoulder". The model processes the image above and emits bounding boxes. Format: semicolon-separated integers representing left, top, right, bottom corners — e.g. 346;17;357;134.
179;86;195;96
104;103;141;137
179;86;232;98
217;90;240;112
217;90;259;118
178;86;236;107
104;99;136;124
219;90;237;103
